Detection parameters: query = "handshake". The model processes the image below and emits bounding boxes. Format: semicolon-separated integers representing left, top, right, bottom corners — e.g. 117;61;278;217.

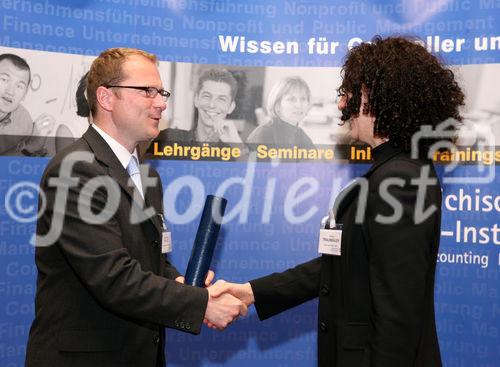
204;276;255;331
176;272;253;331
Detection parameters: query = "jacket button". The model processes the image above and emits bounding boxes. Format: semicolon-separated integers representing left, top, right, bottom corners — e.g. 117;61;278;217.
152;334;160;344
320;285;329;296
152;240;160;248
320;321;328;332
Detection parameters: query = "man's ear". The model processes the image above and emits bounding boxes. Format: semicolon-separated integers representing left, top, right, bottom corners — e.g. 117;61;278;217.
96;86;114;112
193;92;200;109
20;81;29;102
228;100;236;114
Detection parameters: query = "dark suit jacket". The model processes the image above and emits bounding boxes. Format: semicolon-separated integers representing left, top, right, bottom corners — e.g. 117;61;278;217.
251;143;442;367
26;127;208;367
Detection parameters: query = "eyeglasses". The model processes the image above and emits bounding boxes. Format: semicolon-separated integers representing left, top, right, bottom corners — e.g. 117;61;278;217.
105;85;171;101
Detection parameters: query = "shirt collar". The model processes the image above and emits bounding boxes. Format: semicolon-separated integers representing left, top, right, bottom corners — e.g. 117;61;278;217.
372;141;392;162
91;124;138;169
0;112;12;127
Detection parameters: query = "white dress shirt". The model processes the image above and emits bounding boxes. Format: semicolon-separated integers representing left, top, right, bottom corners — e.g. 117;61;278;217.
91;124;144;197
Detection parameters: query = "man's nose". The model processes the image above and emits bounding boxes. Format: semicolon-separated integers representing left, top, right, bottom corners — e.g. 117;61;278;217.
5;81;15;95
207;97;217;108
153;93;167;111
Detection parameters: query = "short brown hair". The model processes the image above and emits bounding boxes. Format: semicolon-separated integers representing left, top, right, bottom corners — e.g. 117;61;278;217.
86;48;157;115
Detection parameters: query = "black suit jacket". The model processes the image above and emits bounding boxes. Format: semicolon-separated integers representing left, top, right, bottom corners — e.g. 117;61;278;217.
251;143;442;367
26;127;208;367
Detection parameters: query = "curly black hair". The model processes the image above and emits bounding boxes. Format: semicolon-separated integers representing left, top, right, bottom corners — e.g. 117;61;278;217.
338;36;465;152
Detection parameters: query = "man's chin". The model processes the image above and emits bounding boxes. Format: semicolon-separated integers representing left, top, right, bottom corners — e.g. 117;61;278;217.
199;118;216;128
144;127;160;141
0;105;14;115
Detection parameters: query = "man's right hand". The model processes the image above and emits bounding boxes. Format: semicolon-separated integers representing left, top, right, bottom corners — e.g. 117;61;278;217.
214;119;243;144
204;288;247;330
32;113;55;136
209;280;255;307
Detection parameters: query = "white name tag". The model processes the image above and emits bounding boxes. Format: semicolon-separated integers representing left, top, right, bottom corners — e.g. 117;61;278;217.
161;231;172;254
318;228;342;256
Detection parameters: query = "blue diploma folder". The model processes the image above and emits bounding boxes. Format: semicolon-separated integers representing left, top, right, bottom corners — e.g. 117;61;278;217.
185;195;227;287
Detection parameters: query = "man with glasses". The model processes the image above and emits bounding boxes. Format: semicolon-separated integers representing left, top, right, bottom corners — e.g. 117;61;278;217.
26;48;247;367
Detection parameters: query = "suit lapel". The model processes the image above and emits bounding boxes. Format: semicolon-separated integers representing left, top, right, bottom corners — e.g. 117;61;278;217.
362;144;403;179
333;179;362;222
82;127;162;234
337;144;404;285
335;145;402;221
142;164;164;235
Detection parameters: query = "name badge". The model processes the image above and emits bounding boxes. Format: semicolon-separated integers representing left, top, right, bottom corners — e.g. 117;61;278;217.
318;228;342;256
162;230;172;254
157;213;172;254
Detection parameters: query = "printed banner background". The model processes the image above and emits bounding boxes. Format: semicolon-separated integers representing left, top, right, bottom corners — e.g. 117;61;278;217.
1;1;499;366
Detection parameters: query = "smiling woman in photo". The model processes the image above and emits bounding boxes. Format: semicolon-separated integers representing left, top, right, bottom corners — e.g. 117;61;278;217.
247;76;315;148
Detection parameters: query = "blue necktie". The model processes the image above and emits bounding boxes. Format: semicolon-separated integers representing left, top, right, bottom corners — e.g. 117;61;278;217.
126;156;144;199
